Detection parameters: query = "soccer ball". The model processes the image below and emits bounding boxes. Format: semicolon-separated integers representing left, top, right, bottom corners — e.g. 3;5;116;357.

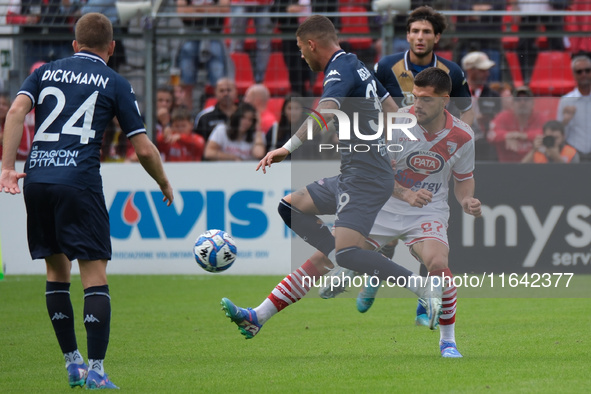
193;230;237;272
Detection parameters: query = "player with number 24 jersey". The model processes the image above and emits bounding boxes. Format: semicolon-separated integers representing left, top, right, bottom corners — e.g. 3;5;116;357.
19;51;146;192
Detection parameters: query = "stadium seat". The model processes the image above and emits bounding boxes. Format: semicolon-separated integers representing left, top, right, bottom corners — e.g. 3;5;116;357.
263;52;291;96
230;52;255;96
339;6;373;50
504;51;524;88
224;18;282;51
203;97;217;110
224;17;257;51
312;72;324;96
436;51;452;61
501;9;519;50
529;51;575;96
267;97;285;121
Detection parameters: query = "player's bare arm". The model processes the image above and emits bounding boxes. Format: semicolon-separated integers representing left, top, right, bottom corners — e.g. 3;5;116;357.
256;100;338;173
393;181;433;208
459;107;475;126
454;177;481;217
0;94;31;194
130;133;174;206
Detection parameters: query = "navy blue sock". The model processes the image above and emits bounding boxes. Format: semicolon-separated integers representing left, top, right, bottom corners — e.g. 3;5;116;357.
380;242;396;260
46;281;78;353
336;247;414;282
278;199;335;257
84;285;111;360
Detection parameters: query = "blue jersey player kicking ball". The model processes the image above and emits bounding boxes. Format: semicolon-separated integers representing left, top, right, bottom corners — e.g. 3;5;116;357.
220;15;442;341
0;13;174;389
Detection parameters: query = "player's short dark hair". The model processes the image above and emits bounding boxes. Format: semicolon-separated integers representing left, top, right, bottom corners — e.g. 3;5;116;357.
407;6;447;35
543;120;565;134
414;67;452;95
171;107;193;124
75;13;113;51
228;102;257;143
296;15;338;46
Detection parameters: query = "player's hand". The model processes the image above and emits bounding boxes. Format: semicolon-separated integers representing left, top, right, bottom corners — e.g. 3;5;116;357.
462;197;481;217
159;182;174;206
0;169;26;195
405;188;433;208
256;147;289;174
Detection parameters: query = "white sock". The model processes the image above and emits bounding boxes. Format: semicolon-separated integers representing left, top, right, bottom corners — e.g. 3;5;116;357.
440;322;456;344
326;250;337;268
254;298;278;325
88;359;105;376
405;274;426;296
64;350;84;367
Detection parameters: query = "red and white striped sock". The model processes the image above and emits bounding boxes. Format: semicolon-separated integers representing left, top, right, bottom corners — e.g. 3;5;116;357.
430;268;457;344
254;260;322;325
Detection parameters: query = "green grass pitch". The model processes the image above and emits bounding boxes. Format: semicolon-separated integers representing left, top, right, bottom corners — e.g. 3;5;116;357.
1;274;590;393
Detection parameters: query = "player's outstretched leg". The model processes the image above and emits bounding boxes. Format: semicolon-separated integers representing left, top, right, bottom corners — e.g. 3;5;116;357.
415;300;431;328
67;361;88;388
221;298;262;339
355;241;395;312
416;276;443;330
415;263;430;327
221;259;324;339
318;266;356;299
356;279;381;313
86;370;119;389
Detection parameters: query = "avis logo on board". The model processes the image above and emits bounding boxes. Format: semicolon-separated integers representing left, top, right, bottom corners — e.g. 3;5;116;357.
109;190;268;240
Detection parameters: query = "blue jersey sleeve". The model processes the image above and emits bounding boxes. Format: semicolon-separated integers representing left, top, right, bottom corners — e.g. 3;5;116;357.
112;76;146;138
374;56;402;99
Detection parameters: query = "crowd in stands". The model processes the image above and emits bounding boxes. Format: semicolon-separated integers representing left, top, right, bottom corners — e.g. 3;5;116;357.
2;2;591;164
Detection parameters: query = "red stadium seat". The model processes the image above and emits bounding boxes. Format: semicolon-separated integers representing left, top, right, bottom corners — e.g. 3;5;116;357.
436;51;452;61
529;51;575;96
504;51;524;88
203;97;217;110
501;9;519;50
339;6;373;50
267;97;285;121
312;72;324;96
230;52;255;96
224;18;282;51
263;52;291;96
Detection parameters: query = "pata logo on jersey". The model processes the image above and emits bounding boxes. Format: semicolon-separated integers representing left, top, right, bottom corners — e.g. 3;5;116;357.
302;102;418;156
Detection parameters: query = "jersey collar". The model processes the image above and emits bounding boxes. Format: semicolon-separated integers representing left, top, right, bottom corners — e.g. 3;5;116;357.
74;51;107;66
404;50;441;72
324;49;346;73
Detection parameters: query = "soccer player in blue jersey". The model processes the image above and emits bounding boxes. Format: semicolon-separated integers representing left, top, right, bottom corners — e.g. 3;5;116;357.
374;6;474;125
220;15;442;339
0;13;174;389
320;5;477;326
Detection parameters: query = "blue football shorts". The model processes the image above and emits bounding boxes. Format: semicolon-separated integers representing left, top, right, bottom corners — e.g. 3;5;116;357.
24;183;112;261
306;173;394;237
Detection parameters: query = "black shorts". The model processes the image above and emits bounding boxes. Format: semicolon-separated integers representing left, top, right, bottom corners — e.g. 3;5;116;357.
306;174;394;237
24;183;112;261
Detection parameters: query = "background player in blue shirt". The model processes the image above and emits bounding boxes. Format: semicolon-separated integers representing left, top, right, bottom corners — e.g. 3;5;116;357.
374;6;474;126
0;13;173;389
221;15;442;339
